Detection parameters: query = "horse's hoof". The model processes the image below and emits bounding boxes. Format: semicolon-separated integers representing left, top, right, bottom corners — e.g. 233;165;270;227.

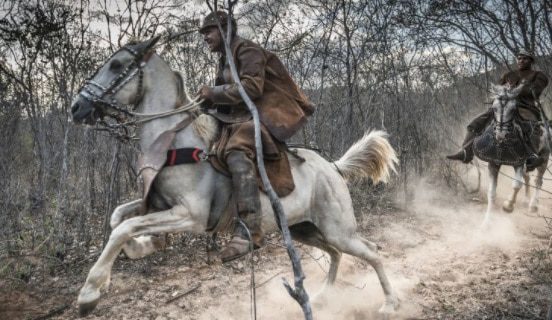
530;205;538;213
378;296;400;314
311;286;330;307
502;201;514;213
78;288;101;317
480;221;491;231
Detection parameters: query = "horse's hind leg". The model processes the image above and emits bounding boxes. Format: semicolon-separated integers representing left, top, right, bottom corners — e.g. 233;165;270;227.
360;236;380;252
290;222;342;287
121;235;167;259
330;234;398;314
529;160;547;212
503;166;524;213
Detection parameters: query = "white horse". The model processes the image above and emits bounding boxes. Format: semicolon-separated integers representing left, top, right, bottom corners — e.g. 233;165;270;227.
71;37;400;316
472;84;550;225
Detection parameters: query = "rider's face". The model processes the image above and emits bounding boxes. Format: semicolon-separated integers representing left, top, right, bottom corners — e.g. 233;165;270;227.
516;56;533;71
201;27;223;53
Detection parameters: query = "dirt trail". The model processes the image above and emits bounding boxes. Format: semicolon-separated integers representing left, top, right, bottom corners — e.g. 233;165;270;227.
4;167;552;319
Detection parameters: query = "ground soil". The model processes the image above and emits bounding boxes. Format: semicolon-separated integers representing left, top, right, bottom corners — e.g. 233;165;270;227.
2;167;552;320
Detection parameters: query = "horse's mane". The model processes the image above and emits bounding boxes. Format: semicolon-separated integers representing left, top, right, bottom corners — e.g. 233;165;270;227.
171;71;218;146
192;114;219;146
173;71;192;105
490;83;523;100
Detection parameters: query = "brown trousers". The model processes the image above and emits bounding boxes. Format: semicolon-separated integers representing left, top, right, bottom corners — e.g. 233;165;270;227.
212;120;295;197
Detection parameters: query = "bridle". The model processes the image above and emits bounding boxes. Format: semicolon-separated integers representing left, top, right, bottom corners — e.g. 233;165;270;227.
77;44;203;141
78;45;153;119
494;95;514;136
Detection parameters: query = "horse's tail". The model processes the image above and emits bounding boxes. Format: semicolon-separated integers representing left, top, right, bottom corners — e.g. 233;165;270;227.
333;130;398;183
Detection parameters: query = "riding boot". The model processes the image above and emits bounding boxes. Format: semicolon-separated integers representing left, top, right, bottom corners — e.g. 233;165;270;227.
447;110;493;163
526;153;544;171
519;125;545;171
220;151;264;263
524;139;544;171
446;129;475;163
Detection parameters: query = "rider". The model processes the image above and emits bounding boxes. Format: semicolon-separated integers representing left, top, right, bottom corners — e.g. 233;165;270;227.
447;51;549;168
197;11;314;262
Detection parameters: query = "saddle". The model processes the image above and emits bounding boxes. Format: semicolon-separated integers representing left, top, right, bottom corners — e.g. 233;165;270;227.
137;117;301;217
473;117;542;166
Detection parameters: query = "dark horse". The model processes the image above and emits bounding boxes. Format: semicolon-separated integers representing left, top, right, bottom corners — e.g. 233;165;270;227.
472;84;550;226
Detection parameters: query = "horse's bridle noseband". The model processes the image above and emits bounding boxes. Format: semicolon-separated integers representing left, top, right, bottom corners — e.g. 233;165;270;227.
78;45;154;118
494;96;515;134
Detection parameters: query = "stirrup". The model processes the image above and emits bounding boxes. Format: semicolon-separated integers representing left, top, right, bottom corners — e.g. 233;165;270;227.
220;236;253;263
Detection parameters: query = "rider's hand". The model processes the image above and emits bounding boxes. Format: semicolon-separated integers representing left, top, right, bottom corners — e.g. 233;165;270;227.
197;85;215;113
197;85;214;102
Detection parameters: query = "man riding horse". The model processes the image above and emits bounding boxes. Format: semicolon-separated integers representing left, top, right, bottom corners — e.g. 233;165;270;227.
447;51;549;169
197;11;315;262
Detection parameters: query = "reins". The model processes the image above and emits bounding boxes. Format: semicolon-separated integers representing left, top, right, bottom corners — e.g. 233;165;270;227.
127;95;204;125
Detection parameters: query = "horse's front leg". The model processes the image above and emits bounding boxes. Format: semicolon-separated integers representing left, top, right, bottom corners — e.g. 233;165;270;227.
78;205;203;316
529;160;548;212
502;165;524;213
483;162;500;227
110;199;142;229
108;199;166;260
523;171;531;200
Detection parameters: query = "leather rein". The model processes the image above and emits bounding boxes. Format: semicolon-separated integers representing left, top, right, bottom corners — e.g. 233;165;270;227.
494;97;514;133
78;46;153;118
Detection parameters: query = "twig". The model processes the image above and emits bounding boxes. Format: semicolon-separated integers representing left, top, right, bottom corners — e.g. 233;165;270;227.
165;283;201;304
32;304;70;320
255;271;287;289
205;2;312;319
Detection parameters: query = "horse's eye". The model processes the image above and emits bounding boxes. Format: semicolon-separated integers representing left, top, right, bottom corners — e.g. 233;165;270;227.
109;60;123;71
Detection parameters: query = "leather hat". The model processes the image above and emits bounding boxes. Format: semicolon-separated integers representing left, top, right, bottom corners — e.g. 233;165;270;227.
516;50;534;61
199;11;236;33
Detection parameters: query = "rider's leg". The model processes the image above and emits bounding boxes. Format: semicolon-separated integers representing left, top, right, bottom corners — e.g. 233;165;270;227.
447;109;492;163
220;150;264;263
525;151;543;171
447;129;476;162
518;111;545;171
524;138;544;171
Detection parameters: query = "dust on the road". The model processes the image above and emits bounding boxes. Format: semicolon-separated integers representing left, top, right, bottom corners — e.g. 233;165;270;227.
4;168;552;319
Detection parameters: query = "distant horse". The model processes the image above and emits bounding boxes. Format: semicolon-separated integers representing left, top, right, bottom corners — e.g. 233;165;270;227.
70;37;400;316
472;84;550;225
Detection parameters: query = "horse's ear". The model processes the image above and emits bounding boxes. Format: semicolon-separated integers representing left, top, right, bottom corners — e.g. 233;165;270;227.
146;35;161;50
127;36;161;56
489;83;501;96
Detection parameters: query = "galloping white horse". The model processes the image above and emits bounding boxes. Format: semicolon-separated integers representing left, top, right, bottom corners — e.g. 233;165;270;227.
71;37;399;316
472;84;550;225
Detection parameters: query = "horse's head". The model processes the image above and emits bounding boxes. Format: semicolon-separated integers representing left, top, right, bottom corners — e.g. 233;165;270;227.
490;83;523;142
71;36;160;124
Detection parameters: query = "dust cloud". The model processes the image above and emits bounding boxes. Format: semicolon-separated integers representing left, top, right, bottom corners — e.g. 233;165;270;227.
195;166;550;319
